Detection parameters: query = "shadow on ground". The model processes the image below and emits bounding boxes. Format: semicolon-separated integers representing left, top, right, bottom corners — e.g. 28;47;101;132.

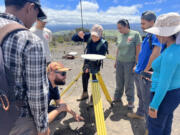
49;101;145;135
110;102;146;135
50;99;111;135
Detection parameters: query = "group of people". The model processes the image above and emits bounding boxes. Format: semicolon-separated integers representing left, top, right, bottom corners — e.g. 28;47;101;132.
113;11;180;135
0;0;180;135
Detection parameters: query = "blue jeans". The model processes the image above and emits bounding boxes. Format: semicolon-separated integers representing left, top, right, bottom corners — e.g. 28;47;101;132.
148;88;180;135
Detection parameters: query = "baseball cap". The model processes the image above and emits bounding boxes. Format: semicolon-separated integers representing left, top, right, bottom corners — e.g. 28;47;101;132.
26;0;46;19
91;24;103;38
47;62;71;72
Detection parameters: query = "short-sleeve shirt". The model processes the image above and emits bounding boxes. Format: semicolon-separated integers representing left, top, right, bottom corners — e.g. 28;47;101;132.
135;33;162;74
48;80;60;106
117;30;142;62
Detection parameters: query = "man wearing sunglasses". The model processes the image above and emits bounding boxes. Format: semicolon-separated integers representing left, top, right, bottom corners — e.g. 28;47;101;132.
1;0;50;135
47;62;84;130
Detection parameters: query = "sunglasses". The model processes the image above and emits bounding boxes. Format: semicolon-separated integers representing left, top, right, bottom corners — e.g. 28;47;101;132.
55;71;66;76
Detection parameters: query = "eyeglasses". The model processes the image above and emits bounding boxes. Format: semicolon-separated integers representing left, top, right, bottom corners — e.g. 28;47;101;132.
55;71;66;76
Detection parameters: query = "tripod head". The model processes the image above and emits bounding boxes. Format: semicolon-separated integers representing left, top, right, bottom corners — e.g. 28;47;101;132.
81;54;106;74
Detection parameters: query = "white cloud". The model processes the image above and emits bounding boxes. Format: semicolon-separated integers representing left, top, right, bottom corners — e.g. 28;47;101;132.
76;1;99;12
145;0;167;5
0;6;5;13
44;1;142;26
0;1;142;26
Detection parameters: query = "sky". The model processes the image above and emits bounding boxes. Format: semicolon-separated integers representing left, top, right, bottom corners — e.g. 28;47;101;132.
0;0;180;26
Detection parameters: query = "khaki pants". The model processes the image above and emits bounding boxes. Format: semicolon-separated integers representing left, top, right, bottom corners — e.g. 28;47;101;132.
9;117;37;135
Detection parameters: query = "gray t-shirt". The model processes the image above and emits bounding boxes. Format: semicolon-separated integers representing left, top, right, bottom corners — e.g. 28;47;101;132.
117;30;142;62
30;27;52;63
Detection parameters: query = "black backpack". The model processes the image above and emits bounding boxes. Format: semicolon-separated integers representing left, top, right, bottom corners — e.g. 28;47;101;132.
0;23;27;135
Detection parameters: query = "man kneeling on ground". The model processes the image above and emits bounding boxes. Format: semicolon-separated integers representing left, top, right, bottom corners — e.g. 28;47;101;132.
47;62;84;123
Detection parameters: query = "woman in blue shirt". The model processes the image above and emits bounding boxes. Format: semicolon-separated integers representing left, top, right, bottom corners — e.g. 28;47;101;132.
145;12;180;135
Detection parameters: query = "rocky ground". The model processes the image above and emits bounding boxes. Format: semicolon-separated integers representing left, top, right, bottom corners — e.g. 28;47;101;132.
49;43;180;135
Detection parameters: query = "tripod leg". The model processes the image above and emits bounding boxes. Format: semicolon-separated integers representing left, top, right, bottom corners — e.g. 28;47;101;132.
90;74;107;135
60;72;83;97
96;73;112;104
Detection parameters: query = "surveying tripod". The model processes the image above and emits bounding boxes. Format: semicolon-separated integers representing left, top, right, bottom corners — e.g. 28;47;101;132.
60;62;113;135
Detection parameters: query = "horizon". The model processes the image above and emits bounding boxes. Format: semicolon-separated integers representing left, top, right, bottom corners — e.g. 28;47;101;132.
0;0;180;29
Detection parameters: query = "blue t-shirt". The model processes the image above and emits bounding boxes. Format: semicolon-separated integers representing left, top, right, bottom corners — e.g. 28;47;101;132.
135;34;162;74
48;80;60;106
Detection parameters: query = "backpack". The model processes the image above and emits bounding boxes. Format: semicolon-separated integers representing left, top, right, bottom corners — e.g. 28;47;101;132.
0;23;27;135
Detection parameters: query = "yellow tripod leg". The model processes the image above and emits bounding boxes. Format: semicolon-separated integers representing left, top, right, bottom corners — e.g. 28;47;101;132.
96;73;112;104
61;72;83;97
106;54;116;60
90;74;107;135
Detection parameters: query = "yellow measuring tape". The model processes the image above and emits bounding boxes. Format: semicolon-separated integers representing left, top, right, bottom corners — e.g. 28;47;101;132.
90;74;107;135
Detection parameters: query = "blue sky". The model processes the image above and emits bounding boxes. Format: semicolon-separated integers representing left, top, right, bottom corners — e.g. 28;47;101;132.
0;0;180;26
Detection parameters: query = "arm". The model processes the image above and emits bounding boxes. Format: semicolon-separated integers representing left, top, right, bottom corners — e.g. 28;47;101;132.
25;40;49;134
72;31;90;42
150;53;177;110
136;44;141;63
144;46;161;72
55;99;84;121
114;48;119;68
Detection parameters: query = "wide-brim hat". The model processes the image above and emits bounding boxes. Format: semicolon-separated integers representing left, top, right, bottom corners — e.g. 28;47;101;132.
145;12;180;36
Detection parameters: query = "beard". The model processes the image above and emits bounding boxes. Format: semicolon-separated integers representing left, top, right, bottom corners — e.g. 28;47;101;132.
54;78;65;85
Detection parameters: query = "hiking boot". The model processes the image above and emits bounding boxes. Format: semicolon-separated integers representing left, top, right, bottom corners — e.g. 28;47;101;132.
127;112;144;120
77;92;89;101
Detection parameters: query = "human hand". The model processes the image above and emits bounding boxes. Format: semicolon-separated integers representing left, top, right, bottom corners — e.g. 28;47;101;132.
78;31;85;39
38;128;50;135
72;112;84;121
148;107;158;118
133;65;136;72
85;68;89;73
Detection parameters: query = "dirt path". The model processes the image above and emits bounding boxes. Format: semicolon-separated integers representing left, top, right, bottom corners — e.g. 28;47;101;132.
49;44;180;135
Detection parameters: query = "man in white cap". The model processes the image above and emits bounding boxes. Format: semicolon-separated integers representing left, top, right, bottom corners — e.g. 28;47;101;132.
31;16;52;65
72;24;108;102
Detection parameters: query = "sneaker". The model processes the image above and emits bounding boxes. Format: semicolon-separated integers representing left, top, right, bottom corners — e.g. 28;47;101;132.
77;92;89;101
127;112;144;120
